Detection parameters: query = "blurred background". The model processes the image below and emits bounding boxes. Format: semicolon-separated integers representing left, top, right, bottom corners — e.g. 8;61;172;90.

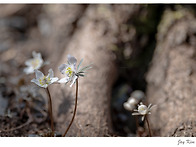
0;4;195;137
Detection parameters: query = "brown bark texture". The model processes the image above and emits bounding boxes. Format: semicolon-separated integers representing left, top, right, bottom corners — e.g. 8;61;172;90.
146;8;196;137
50;5;141;136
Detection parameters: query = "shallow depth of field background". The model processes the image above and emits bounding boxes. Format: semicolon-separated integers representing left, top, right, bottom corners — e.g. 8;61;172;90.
0;4;196;137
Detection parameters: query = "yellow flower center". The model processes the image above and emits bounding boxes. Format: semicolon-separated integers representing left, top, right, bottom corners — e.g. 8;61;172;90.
65;67;73;77
138;105;148;115
39;76;51;86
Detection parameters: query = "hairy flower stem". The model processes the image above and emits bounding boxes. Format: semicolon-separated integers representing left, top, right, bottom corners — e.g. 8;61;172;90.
46;87;55;136
63;78;78;137
146;116;152;137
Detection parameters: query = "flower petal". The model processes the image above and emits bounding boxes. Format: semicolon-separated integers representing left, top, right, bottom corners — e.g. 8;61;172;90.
32;51;36;57
67;54;77;65
42;84;48;88
36;83;48;88
58;77;69;83
25;59;33;66
32;51;41;58
50;77;59;83
48;68;54;78
31;78;40;86
58;64;68;74
24;67;34;74
35;69;44;79
70;75;78;87
36;58;43;68
132;112;140;116
123;102;134;111
141;116;145;121
128;98;138;105
32;51;43;68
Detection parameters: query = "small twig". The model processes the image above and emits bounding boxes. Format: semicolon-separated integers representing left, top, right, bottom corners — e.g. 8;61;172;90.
0;108;32;133
0;118;32;133
145;116;152;137
63;78;78;137
46;87;55;136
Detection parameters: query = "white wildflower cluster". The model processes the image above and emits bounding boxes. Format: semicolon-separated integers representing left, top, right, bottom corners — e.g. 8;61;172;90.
24;51;91;88
24;51;92;137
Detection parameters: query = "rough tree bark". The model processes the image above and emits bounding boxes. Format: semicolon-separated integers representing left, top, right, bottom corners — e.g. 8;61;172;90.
50;5;141;136
146;8;196;137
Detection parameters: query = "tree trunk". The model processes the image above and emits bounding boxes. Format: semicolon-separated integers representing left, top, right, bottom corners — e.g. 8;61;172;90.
50;4;141;136
146;8;196;137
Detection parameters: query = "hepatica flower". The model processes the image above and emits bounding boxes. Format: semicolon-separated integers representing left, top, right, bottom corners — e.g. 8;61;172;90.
24;51;44;74
31;69;58;88
58;55;92;87
132;102;155;121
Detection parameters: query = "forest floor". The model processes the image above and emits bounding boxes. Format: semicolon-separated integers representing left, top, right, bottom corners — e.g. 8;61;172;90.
1;4;193;137
0;4;158;137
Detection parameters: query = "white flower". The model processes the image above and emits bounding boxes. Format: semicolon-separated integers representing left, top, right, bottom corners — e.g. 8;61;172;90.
58;55;92;87
123;97;139;111
31;69;58;88
24;51;44;74
132;102;155;121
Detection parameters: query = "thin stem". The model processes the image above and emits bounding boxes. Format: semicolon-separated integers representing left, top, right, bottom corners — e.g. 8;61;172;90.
46;87;55;136
63;78;78;137
135;115;140;136
145;115;152;137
